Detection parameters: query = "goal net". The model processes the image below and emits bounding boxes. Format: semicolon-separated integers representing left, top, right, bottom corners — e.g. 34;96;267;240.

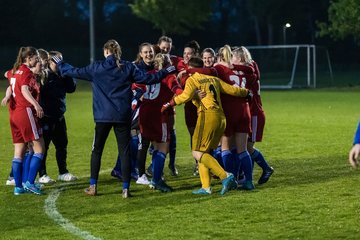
244;45;333;89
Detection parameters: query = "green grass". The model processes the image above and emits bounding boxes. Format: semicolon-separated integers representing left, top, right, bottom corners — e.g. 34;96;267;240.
1;80;360;240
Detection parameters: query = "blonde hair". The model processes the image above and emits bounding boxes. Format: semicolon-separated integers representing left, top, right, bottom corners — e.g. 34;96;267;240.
12;46;38;73
154;53;171;70
217;45;232;65
232;46;253;64
103;39;122;67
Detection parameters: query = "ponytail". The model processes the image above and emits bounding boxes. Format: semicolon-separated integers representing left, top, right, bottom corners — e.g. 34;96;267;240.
218;44;232;65
103;39;122;68
12;46;38;74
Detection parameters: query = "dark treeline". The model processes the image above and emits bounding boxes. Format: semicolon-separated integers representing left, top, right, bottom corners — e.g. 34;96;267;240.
0;0;358;71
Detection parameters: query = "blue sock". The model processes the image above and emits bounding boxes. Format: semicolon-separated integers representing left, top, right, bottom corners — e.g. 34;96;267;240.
114;155;122;172
169;129;176;167
237;151;253;182
12;158;23;188
130;135;139;174
123;182;130;190
152;151;166;183
90;178;97;185
27;153;43;184
221;150;233;173
22;151;33;184
251;149;270;171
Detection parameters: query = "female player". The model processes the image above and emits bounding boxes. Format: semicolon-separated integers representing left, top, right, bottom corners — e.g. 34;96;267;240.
52;39;175;198
162;57;250;195
3;46;45;195
214;45;254;190
232;46;274;184
139;53;183;192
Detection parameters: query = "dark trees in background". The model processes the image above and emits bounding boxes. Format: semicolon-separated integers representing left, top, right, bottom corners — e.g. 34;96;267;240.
0;0;358;69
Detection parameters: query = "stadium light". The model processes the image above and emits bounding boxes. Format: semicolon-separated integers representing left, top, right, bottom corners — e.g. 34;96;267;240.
283;23;291;45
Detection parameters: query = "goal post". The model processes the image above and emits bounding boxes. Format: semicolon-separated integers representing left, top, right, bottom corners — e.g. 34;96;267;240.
244;45;333;89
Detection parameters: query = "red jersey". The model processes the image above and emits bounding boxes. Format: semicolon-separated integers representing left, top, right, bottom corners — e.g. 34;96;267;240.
6;64;40;110
139;73;183;142
214;64;251;135
239;61;264;116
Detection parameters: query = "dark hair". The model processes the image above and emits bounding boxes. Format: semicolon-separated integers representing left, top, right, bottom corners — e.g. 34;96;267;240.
188;56;204;68
158;35;172;45
152;44;162;55
12;46;38;73
184;40;201;56
103;39;122;67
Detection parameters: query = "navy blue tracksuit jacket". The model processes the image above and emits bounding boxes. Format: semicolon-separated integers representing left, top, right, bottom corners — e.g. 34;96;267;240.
57;55;169;124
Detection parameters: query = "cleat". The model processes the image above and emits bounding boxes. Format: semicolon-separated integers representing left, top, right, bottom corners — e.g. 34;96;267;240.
146;164;153;177
193;163;199;176
85;184;97;196
220;173;237;195
136;174;150;185
24;181;42;195
168;165;179;176
111;169;122;180
58;173;77;182
14;187;26;195
39;175;56;184
192;188;212;195
239;180;255;190
150;179;172;193
122;189;132;198
258;167;274;185
6;176;15;186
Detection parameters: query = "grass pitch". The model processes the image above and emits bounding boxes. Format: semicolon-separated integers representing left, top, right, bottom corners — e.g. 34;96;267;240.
0;81;360;240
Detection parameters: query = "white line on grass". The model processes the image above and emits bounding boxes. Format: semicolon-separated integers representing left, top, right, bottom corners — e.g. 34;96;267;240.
44;169;111;240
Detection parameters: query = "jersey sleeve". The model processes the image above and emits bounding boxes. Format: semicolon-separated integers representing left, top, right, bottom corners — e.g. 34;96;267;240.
166;75;183;95
173;77;197;105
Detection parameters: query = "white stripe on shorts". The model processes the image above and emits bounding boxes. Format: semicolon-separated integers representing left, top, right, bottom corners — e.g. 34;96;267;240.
161;122;167;142
26;107;39;139
251;115;258;143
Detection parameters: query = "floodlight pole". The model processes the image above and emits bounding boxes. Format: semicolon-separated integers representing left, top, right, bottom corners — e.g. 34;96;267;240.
89;0;95;63
282;23;291;69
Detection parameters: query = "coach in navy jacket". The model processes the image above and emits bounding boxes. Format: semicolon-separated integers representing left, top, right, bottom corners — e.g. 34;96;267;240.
53;39;175;198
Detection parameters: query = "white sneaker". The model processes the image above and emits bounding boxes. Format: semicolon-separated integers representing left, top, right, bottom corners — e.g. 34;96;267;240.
136;174;150;185
39;175;56;184
6;177;15;186
58;173;77;182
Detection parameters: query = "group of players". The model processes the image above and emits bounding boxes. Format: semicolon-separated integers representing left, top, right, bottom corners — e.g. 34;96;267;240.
3;36;273;198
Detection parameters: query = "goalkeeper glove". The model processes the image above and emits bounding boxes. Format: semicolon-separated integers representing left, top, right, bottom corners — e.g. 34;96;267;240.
161;99;175;113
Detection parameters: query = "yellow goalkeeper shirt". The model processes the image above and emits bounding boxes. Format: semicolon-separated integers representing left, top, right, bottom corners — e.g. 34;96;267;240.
173;72;248;113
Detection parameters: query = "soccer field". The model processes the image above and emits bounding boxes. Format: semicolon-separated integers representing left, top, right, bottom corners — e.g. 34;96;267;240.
1;81;360;240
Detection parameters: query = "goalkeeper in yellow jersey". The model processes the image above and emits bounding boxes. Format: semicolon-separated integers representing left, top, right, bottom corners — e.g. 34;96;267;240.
161;56;251;195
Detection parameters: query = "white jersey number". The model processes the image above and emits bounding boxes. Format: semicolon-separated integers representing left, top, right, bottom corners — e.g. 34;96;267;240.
10;77;16;97
143;83;161;100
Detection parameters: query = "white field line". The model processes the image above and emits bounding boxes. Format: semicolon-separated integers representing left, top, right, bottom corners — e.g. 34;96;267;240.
44;169;111;240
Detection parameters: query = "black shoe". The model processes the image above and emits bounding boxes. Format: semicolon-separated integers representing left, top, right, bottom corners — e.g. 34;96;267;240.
168;165;179;176
150;179;173;193
258;167;274;185
146;164;153;177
